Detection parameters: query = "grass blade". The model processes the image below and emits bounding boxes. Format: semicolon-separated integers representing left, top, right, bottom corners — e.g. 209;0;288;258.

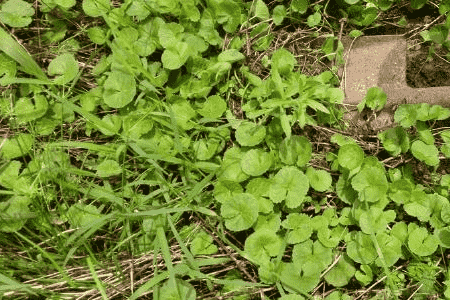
0;27;48;81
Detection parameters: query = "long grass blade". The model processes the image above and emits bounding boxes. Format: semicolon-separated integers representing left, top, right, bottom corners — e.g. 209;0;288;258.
0;27;48;81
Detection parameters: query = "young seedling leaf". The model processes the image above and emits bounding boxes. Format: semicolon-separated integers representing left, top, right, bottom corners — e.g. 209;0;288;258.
404;201;432;222
279;135;312;167
290;0;309;14
317;225;347;248
170;98;197;130
103;71;136;108
0;134;34;159
408;227;439;256
269;166;309;208
0;0;34;28
306;167;332;192
411;140;439;166
198;95;227;119
338;143;364;170
358;87;386;112
220;193;258;231
241;149;272;176
161;42;190;70
244;229;283;265
336;175;358;205
254;212;280;232
235;122;266;147
252;0;270;20
190;230;218;256
324;254;355;287
436;227;450;248
96;159;122;177
193;138;220;161
346;231;377;264
0;196;33;232
307;12;321;28
82;0;110;17
87;27;107;45
281;213;313;244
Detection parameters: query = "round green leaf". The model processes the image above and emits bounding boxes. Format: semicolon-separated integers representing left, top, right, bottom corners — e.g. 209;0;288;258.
14;94;48;123
411;140;439;167
408;227;439;257
241;149;272;176
103;71;136;108
269;166;309;208
190;231;218;256
96;159;122;177
306;167;332;192
0;196;32;232
346;232;377;264
0;134;34;159
221;193;258;231
82;0;110;17
198;95;227;119
0;0;34;28
161;42;190;70
272;5;286;25
235;122;266;147
245;229;283;265
160;278;196;300
87;26;106;45
66;203;103;228
282;213;312;244
48;53;79;85
307;12;321;28
338;143;364;170
324;254;356;287
213;180;243;203
436;227;450;248
218;49;245;63
280;263;320;294
279;135;312;167
271;48;296;76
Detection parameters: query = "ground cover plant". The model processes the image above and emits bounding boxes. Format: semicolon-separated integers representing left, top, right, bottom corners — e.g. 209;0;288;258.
2;0;450;299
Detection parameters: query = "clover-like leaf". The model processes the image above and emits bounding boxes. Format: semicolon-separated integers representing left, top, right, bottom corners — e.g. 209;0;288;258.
293;239;333;273
269;166;309;208
375;232;402;267
346;231;377;264
351;166;388;203
306;167;332;192
214;180;243;203
411;140;439;167
103;71;136;108
307;11;321;28
190;230;218;256
279;135;312;167
14;95;48;123
338;143;364;170
0;196;33;232
241;149;272;176
244;229;283;265
235;122;266;147
280;262;321;294
0;134;34;159
66;203;103;228
218;147;249;182
0;0;34;28
271;48;296;76
218;49;245;63
82;0;110;17
355;265;373;287
162;42;191;70
221;193;258;231
359;208;395;234
324;254;355;287
378;126;410;157
318;225;347;248
254;212;280;232
408;227;439;257
170;99;197;130
272;5;286;25
48;53;79;85
193;138;221;161
159;278;196;300
281;213;313;244
404;201;432;222
198;95;227;119
87;26;107;45
96;159;122;177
